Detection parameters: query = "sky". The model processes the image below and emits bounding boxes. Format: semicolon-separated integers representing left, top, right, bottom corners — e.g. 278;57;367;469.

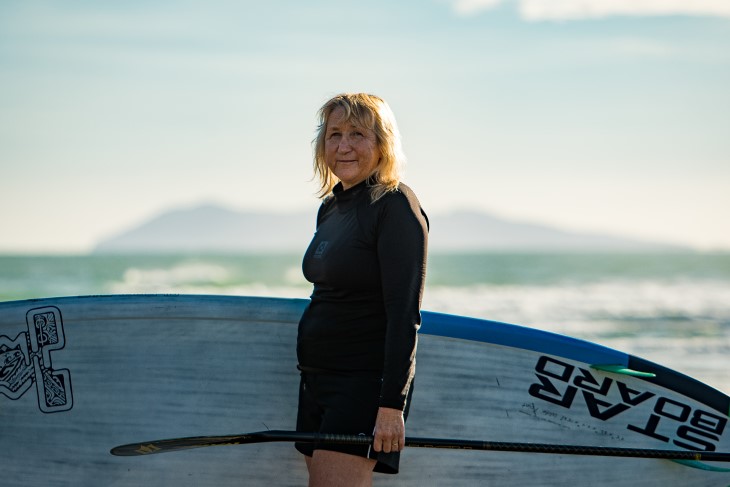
1;0;729;253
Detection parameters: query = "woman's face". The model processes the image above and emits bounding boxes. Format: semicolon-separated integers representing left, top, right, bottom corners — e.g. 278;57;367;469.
324;107;380;190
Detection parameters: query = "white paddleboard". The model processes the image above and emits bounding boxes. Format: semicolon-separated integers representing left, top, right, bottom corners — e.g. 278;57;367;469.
1;295;728;486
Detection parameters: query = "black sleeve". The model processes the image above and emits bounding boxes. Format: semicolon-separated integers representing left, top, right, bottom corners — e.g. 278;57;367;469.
376;188;429;410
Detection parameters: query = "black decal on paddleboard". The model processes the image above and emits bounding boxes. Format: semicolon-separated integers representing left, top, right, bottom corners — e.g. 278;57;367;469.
529;356;578;407
529;373;578;407
674;425;720;451
627;414;672;442
627;398;727;451
690;409;727;435
582;392;632;421
528;355;726;454
616;382;655;406
0;306;73;413
573;368;613;395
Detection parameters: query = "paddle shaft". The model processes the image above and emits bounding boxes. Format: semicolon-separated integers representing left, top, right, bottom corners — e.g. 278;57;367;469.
110;430;730;462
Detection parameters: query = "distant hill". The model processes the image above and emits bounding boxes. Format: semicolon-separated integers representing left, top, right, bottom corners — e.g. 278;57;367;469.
93;204;682;253
429;210;682;251
94;204;314;253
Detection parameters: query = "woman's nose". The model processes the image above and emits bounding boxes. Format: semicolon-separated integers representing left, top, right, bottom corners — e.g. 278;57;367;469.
337;136;353;152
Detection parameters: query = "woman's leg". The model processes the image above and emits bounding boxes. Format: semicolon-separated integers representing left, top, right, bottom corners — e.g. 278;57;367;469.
307;450;376;487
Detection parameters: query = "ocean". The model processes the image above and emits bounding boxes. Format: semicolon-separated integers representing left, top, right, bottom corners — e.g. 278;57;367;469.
1;252;729;394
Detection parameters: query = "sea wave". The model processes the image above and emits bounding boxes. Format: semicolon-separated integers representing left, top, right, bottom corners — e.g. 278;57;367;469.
423;280;730;393
105;261;310;296
2;253;728;392
423;279;730;335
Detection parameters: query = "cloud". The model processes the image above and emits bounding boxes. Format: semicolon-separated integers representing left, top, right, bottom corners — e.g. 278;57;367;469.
520;0;730;21
447;0;505;16
445;0;730;20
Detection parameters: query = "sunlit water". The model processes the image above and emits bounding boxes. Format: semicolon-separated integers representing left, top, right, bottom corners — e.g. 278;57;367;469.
2;252;728;393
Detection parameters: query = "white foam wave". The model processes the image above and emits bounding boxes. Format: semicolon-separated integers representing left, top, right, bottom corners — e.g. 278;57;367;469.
107;263;227;295
423;280;730;393
423;279;730;332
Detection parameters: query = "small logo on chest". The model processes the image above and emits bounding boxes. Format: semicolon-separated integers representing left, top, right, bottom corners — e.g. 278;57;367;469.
314;241;329;259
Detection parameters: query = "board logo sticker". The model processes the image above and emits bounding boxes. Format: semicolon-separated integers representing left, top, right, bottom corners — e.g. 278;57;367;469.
0;306;73;413
527;355;727;452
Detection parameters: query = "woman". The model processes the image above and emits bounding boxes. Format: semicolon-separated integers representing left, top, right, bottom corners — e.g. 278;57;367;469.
296;93;429;487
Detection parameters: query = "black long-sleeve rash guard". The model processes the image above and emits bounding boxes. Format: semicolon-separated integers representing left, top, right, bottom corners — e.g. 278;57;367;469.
297;179;429;410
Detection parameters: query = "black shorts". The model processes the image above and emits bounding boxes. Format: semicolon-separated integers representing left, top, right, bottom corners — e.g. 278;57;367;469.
295;370;413;474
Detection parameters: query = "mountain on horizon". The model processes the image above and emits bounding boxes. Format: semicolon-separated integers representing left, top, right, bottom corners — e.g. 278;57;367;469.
93;204;683;253
430;210;683;251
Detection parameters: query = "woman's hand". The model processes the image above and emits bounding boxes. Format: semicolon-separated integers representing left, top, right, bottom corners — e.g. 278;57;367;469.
372;406;405;453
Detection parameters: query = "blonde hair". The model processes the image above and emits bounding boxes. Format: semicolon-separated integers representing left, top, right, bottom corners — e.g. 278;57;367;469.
312;93;406;201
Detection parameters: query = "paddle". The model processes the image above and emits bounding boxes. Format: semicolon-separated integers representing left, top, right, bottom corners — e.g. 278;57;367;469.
110;430;730;462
